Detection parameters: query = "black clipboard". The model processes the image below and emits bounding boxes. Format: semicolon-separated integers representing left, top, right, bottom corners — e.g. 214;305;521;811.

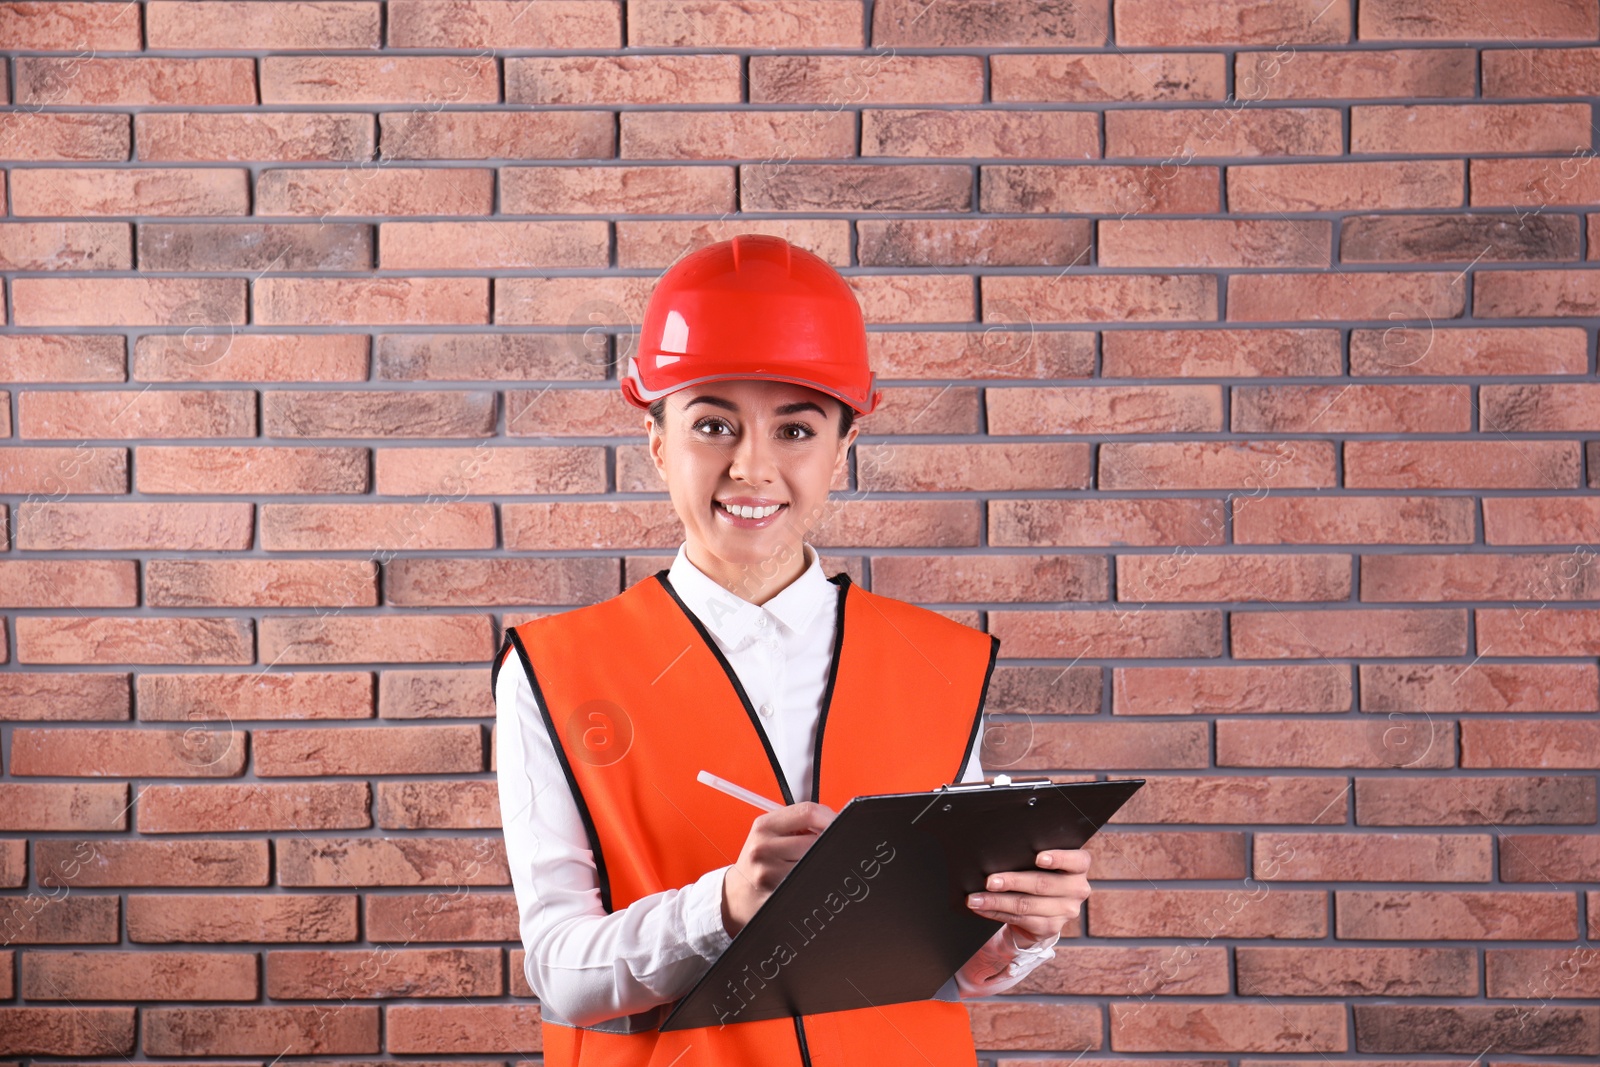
658;775;1145;1031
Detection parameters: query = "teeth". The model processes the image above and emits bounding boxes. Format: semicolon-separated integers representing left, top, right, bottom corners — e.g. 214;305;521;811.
718;501;783;519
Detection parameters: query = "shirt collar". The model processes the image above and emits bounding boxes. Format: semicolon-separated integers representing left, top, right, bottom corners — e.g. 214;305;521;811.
666;540;834;650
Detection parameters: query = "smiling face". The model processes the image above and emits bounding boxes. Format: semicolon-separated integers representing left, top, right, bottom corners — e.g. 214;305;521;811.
646;379;859;602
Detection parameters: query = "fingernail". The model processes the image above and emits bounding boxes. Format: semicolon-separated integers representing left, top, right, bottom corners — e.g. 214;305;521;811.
969;894;984;907
987;875;1001;890
1039;853;1053;866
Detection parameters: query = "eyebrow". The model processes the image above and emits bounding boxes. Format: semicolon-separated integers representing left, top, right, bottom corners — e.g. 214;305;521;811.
683;395;827;417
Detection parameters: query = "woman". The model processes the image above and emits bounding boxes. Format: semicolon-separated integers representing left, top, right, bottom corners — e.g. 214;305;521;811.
493;235;1092;1066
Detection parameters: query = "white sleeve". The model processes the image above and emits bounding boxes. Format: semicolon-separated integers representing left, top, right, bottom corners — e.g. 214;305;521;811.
495;647;735;1028
952;712;1061;998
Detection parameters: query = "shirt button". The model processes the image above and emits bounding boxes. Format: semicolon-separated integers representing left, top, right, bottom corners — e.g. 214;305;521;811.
758;703;775;718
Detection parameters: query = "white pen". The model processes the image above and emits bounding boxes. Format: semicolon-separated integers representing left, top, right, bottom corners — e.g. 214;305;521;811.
697;769;783;813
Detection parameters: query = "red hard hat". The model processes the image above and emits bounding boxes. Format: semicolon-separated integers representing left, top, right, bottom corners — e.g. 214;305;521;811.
620;234;882;416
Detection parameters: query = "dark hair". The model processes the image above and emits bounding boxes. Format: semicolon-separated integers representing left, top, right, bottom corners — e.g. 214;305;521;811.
648;394;856;437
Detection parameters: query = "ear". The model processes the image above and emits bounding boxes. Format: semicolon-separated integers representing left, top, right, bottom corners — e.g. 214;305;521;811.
647;414;668;481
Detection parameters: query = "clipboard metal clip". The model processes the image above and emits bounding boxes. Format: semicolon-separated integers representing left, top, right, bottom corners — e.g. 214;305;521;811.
938;773;1056;791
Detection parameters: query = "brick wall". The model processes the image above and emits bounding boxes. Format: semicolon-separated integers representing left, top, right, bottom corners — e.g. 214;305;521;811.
2;0;1598;1062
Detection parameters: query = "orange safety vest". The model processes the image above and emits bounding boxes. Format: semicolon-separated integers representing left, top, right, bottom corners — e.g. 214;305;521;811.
492;567;1000;1067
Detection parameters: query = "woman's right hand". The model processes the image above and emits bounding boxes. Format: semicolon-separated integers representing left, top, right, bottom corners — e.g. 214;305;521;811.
720;801;835;936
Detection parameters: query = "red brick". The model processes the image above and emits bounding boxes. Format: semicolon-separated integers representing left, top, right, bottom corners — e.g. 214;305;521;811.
139;782;371;832
14;615;254;664
1350;325;1587;375
752;53;982;104
1103;328;1339;377
385;1003;544;1053
376;333;605;382
1471;155;1600;208
1359;0;1600;40
18;389;252;439
1234;383;1470;432
1119;551;1349;603
1485;45;1600;95
0;782;127;830
1357;775;1596;825
148;559;378;611
22;950;257;1000
1361;549;1600;601
134;333;369;382
0;334;124;381
138;671;374;722
0;672;131;722
1235;495;1474;544
379;668;495;720
376;779;501;829
138;112;375;163
139;221;373;271
1122;0;1348;44
364;891;517;942
1234;608;1468;658
15;502;253;551
617;220;849;269
1218;718;1454;768
984;274;1217;323
1090;887;1327;939
1478;606;1600;656
375;445;603;496
263;390;493;438
0;560;135;608
1101;440;1337;490
255;278;488;326
1228;159;1463;211
11;277;247;327
1238;47;1474;99
1114;775;1349;824
253;725;480;776
970;1002;1101;1052
256;166;493;216
1487;947;1600;998
9;168;248;217
630;0;860;46
1255;832;1492;882
1229;270;1464;321
513;53;740;104
14;57;254;105
10;726;246;777
0;4;142;50
1362;662;1599;712
378;220;606;270
864;108;1099;158
858;218;1090;267
1101;218;1329;268
1477;268;1600;317
621;109;854;159
147;1;381;48
1116;664;1352;713
503;164;732;214
143;1005;378;1056
261;54;496;104
1342;212;1580;263
1337;889;1578;940
994;51;1224;102
854;441;1086;493
1347;440;1581;488
1107;107;1342;158
1110;1003;1346;1053
34;839;269;887
1353;104;1593;154
979;385;1216;435
268;946;499;999
127;893;358;943
277;836;506;887
0;111;127;161
1461;720;1600;769
387;0;620;47
136;447;367;497
984;164;1219;214
1015;944;1224;995
0;220;129;270
1353;1003;1600;1055
1242;945;1478;996
0;1007;134;1055
261;502;494;551
989;497;1224;547
258;614;493;666
872;332;1092;385
379;110;613;161
873;0;1107;46
989;609;1222;660
1499;834;1600;882
1485;497;1600;546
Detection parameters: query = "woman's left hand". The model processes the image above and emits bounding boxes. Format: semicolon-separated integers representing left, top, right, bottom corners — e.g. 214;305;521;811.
966;847;1092;944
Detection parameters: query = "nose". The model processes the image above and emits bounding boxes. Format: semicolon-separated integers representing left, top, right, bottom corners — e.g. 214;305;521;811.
726;423;779;486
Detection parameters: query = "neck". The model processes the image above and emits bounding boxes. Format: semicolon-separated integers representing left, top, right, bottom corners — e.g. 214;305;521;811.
685;539;811;607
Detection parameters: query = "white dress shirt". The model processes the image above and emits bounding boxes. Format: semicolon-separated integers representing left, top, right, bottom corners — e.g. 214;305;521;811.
494;539;1060;1029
